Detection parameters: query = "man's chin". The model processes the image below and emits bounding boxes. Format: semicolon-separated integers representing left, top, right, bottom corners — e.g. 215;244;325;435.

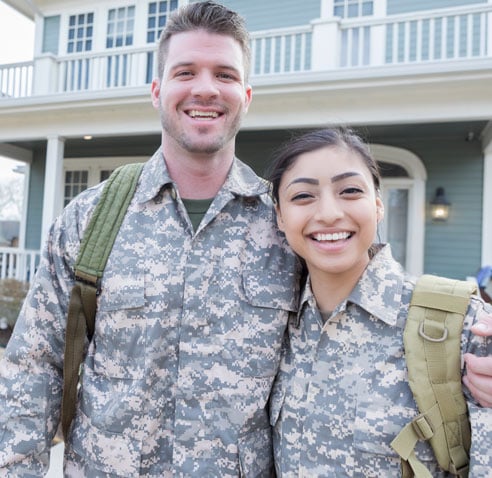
181;138;228;155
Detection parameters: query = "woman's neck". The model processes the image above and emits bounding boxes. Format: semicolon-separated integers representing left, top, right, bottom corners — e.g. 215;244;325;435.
309;257;370;313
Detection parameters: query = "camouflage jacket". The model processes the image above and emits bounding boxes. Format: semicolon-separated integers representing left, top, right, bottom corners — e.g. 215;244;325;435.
270;244;492;477
0;149;299;477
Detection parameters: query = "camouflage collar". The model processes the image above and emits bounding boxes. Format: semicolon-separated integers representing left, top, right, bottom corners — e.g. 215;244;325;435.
134;148;270;204
296;244;404;327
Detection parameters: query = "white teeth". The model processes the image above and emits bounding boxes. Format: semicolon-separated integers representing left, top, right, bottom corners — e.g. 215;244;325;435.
314;232;351;242
188;110;219;119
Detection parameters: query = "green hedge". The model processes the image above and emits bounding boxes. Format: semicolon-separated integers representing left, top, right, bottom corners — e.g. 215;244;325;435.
0;279;29;328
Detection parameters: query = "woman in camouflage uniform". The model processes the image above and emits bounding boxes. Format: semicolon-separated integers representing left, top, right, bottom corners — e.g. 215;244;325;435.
267;127;492;477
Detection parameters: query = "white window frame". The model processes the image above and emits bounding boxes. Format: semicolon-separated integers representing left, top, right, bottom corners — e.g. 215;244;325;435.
371;144;427;276
106;5;136;49
66;11;95;54
63;156;147;205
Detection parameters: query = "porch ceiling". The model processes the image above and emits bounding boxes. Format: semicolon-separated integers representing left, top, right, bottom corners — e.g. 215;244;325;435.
4;120;488;160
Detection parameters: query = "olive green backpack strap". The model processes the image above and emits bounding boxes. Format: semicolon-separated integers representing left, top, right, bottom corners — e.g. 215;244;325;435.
391;274;477;478
61;162;144;441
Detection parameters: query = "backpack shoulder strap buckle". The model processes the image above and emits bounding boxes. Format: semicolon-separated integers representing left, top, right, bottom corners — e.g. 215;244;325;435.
418;321;448;342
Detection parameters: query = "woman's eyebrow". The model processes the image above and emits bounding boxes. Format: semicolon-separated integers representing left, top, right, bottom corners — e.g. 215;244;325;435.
331;171;361;183
286;177;319;188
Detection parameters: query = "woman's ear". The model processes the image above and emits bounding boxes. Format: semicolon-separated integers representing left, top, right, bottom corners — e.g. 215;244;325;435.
376;196;385;224
275;204;285;232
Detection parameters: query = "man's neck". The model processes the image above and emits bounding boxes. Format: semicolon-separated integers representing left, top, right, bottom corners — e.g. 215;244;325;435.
162;145;234;199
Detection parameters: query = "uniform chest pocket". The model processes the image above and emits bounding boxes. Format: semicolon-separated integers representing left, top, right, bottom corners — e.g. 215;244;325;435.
93;274;147;379
198;267;296;379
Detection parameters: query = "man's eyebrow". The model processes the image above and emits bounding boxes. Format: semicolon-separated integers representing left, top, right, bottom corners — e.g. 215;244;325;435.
170;61;241;73
331;171;361;183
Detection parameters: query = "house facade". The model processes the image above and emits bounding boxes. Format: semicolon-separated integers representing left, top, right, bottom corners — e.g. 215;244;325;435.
0;0;491;283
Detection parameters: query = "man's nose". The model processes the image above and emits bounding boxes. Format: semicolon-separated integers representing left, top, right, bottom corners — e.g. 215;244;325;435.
191;71;220;98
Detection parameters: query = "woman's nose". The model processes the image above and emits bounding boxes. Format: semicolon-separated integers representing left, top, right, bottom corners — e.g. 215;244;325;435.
313;194;343;223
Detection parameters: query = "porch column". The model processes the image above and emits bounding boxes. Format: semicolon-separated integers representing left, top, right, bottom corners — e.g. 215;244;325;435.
482;122;492;266
311;18;342;70
41;136;65;246
32;54;59;95
488;0;492;59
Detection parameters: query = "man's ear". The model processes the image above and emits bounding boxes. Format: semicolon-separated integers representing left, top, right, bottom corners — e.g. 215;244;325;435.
275;204;285;232
151;78;161;108
244;84;253;112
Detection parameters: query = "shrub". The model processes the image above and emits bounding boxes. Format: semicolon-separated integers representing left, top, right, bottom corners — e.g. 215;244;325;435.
0;278;29;328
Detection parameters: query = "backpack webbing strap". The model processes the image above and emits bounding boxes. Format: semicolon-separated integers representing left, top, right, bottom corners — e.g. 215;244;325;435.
61;163;144;441
391;274;477;478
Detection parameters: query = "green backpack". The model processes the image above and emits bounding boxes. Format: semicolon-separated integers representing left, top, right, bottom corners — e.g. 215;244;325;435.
61;164;477;478
61;162;143;440
391;274;477;478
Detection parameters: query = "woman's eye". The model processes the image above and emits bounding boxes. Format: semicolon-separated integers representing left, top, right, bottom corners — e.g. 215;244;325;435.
342;187;363;195
292;192;313;201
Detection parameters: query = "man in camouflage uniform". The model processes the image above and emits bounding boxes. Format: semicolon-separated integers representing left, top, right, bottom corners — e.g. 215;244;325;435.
0;2;298;476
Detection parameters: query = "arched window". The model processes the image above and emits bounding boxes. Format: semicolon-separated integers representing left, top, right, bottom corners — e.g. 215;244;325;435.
371;144;427;276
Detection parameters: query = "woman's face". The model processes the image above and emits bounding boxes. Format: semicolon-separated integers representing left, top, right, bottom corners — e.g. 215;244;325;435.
275;145;384;282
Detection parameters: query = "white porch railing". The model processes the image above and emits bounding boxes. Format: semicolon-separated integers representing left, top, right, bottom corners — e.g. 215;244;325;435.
0;3;491;98
339;3;492;67
0;61;33;98
0;247;40;284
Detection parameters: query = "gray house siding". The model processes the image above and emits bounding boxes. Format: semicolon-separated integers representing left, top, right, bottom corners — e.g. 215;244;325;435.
217;0;321;30
25;152;45;250
370;132;483;280
423;138;483;279
387;0;486;15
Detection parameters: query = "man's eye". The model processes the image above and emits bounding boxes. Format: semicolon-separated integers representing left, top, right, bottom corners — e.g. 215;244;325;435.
217;72;235;80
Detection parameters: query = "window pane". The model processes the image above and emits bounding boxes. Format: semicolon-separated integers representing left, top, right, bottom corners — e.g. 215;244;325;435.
107;7;135;48
333;0;373;18
100;170;113;181
385;189;408;266
67;12;94;54
362;2;373;16
348;4;358;18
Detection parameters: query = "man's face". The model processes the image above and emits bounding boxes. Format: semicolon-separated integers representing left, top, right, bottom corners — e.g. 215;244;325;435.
151;29;252;156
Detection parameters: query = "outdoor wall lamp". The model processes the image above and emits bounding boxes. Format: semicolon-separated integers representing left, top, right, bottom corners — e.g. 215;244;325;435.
430;187;451;222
